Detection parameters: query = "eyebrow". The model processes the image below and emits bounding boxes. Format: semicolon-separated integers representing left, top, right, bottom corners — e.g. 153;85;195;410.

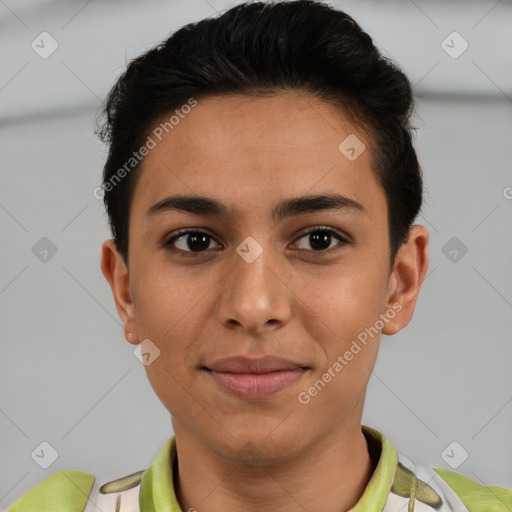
146;193;366;222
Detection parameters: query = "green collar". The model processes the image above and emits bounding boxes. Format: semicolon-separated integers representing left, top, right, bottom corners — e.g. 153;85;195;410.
139;425;398;511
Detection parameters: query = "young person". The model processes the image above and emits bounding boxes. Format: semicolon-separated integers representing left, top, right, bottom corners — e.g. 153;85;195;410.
8;1;512;510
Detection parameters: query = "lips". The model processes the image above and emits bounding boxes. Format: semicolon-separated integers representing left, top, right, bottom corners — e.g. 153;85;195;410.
203;355;309;399
206;355;307;373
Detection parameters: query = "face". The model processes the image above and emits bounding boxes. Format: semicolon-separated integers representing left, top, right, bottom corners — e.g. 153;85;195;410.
102;92;428;465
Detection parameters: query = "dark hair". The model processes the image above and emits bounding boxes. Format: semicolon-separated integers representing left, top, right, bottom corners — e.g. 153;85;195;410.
97;0;422;266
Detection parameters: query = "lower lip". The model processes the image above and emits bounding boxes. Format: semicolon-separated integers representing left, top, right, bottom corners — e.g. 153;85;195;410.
206;368;306;399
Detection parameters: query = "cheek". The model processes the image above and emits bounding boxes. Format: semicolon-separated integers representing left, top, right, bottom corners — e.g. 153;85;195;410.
296;263;388;341
131;285;204;408
131;259;199;338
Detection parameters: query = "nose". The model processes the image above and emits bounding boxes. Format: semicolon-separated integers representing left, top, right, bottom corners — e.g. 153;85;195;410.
216;242;292;334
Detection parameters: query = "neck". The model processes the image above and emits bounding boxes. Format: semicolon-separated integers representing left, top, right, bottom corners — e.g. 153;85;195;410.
172;422;376;512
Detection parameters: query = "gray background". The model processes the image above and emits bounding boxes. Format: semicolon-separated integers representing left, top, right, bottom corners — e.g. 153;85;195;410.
1;0;511;508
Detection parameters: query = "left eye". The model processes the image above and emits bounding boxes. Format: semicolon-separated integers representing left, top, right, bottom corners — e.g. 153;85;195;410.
293;227;347;252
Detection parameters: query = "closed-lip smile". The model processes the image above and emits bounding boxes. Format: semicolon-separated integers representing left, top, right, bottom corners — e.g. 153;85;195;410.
203;355;309;399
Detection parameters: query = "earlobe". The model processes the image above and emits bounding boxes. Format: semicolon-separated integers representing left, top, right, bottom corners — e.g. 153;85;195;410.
124;329;139;344
382;225;429;336
100;240;140;345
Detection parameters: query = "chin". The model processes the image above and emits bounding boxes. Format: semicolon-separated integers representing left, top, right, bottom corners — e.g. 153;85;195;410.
209;423;307;467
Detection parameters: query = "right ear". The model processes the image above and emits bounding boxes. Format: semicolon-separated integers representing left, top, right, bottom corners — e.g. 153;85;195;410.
100;239;140;345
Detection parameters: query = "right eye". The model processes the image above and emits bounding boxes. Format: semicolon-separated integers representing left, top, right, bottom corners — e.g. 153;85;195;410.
164;230;223;254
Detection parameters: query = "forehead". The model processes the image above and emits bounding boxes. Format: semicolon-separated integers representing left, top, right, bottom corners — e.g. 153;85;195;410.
131;92;385;221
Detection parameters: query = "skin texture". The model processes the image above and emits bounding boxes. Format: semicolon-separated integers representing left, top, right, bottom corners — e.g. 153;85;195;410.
101;92;429;511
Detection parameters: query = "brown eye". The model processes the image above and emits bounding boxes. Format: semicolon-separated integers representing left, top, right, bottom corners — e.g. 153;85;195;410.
293;227;347;252
166;231;221;253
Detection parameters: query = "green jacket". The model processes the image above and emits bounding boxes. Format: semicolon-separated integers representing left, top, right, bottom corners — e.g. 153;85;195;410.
6;426;512;511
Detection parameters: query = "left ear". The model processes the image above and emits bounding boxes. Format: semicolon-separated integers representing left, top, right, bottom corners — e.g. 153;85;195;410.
382;225;429;335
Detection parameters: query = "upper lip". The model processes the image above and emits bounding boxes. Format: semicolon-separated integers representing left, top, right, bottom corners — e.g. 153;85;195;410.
204;355;307;374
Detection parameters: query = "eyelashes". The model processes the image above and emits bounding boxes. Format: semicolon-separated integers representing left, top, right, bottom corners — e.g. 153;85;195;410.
164;226;349;256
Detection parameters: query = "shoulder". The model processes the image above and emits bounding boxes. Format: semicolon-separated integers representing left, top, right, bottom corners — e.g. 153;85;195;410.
393;450;512;512
6;470;95;511
433;466;512;512
7;469;146;512
361;426;512;512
